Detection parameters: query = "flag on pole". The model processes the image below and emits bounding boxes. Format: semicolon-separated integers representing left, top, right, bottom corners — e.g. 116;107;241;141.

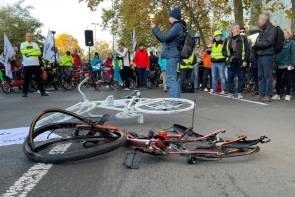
43;30;57;63
132;27;137;51
3;34;15;79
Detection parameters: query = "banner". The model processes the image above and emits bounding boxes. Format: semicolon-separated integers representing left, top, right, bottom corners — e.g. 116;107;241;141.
43;31;58;63
0;127;59;147
3;34;15;79
132;27;137;51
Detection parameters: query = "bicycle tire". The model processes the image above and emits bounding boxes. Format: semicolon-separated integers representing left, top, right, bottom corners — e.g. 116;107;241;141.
23;108;126;164
134;98;195;114
60;77;74;90
1;81;11;94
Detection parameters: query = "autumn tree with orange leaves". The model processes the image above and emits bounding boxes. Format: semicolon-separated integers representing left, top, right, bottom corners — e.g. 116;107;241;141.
55;33;80;55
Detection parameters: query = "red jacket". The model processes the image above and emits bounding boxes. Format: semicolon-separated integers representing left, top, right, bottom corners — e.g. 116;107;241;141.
72;54;82;67
134;49;150;69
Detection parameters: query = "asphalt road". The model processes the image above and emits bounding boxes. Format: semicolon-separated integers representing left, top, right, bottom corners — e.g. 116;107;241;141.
0;88;295;197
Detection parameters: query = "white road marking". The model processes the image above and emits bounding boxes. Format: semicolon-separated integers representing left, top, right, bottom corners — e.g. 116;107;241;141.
209;92;269;106
1;102;88;197
0;127;59;147
1;143;71;197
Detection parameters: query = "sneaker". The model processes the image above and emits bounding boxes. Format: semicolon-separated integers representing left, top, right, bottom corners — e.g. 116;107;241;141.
22;93;28;98
220;91;225;95
204;88;208;92
41;92;49;96
272;94;280;100
210;89;214;93
237;93;243;99
124;88;130;91
227;93;234;98
285;95;291;101
262;96;272;102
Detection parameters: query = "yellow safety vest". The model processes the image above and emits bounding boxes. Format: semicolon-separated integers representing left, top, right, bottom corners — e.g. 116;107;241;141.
179;52;195;69
60;55;74;67
211;43;225;60
20;41;41;66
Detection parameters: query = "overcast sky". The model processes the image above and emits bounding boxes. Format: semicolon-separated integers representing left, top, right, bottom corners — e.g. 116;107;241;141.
1;0;112;49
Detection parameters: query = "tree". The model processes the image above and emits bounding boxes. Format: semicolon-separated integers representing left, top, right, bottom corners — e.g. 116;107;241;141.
249;0;262;29
55;33;80;55
0;0;43;52
233;0;244;27
291;0;295;32
91;40;112;59
80;0;234;48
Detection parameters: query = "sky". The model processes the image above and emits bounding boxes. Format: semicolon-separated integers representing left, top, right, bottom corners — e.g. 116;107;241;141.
1;0;112;49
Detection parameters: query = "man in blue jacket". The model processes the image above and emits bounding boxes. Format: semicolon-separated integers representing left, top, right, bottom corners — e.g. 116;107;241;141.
151;7;185;98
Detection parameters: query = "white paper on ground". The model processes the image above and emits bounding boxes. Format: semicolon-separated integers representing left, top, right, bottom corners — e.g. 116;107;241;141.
0;127;60;147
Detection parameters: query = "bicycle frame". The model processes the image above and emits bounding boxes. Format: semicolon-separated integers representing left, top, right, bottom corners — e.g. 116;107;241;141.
75;77;195;124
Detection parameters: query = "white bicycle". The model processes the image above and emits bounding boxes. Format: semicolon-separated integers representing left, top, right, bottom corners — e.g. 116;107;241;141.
38;77;194;126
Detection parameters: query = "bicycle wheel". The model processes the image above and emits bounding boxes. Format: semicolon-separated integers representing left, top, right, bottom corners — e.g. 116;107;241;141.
60;76;74;90
23;108;126;164
1;81;11;94
134;98;195;114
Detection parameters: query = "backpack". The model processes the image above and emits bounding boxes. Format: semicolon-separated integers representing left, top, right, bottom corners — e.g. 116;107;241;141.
274;26;284;53
182;79;194;93
180;31;196;59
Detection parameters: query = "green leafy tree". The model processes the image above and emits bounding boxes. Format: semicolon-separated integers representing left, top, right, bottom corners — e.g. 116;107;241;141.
0;0;43;52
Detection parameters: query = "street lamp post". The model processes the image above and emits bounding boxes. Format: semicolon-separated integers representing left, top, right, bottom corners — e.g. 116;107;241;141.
91;22;99;43
51;30;57;67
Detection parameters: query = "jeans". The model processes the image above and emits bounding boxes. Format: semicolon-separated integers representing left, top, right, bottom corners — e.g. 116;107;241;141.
258;55;274;97
193;65;199;89
161;71;167;89
92;70;101;80
211;62;226;91
227;65;246;94
167;58;180;98
136;68;147;88
23;66;45;94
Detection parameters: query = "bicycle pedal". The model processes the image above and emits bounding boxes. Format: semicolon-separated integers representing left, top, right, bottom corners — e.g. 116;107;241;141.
186;155;197;165
123;151;143;169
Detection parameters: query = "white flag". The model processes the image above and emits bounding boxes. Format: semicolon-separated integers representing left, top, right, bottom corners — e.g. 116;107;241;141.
132;27;137;51
43;31;57;63
3;34;15;79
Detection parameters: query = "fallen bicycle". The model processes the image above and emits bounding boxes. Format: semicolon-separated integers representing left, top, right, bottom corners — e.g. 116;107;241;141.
23;109;270;168
39;77;195;125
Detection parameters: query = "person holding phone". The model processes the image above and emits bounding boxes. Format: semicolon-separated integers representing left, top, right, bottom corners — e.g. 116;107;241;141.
151;7;185;98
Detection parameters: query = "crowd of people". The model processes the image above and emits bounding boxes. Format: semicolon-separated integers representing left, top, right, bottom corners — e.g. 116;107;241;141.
1;8;294;103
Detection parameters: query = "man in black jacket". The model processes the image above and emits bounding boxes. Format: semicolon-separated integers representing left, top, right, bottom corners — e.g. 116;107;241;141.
223;24;250;99
254;13;277;102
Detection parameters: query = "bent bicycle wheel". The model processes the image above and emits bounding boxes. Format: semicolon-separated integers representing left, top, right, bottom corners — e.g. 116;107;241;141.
134;98;195;114
23;108;126;164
